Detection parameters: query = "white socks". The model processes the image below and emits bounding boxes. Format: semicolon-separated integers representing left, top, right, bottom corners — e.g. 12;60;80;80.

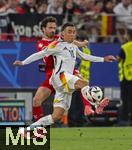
30;114;54;130
81;85;90;100
39;114;54;126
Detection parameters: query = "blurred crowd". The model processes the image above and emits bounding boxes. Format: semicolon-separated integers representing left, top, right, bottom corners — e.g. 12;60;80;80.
0;0;132;42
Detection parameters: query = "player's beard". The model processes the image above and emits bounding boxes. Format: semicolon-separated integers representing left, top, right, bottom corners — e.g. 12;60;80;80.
47;31;55;38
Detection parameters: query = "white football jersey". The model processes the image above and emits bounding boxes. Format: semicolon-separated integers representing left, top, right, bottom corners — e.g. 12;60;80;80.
22;40;104;74
51;41;77;75
22;40;104;91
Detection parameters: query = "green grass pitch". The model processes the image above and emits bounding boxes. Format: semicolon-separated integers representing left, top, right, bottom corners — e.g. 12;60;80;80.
50;127;132;150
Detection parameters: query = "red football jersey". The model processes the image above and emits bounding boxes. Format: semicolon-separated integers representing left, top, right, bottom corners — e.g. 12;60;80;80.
36;35;59;75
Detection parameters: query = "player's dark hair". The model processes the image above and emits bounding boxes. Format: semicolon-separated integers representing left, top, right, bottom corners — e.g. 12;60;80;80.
36;0;48;7
61;22;75;31
40;16;57;30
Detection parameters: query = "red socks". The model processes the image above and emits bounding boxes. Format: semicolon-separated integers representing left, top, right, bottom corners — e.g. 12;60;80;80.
32;106;43;121
80;92;91;106
81;92;95;115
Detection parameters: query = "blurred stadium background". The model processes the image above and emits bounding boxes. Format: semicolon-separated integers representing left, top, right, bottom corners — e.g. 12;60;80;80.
0;0;132;149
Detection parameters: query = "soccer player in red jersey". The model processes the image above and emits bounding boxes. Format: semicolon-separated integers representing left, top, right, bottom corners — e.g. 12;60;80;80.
33;17;58;121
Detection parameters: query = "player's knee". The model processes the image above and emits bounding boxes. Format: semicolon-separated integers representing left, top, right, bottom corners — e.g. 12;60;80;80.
75;79;88;90
52;113;63;122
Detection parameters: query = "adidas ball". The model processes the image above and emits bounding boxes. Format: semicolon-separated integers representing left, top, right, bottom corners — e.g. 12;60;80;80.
81;86;103;106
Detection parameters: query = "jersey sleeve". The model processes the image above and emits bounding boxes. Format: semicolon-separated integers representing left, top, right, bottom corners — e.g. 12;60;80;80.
22;46;60;65
76;47;104;62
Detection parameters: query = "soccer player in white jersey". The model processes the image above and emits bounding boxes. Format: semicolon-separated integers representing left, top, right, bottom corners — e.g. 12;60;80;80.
14;22;116;136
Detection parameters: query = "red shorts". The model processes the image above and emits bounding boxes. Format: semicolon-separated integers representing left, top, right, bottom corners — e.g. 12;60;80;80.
40;76;55;94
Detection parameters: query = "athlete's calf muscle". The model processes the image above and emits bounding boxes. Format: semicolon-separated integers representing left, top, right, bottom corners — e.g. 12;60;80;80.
33;87;51;107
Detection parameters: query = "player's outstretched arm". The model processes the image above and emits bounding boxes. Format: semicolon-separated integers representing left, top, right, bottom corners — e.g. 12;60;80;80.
13;47;56;66
13;50;47;66
76;48;116;62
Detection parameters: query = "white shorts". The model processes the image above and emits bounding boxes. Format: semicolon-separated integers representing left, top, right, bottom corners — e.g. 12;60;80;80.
50;72;80;93
53;92;72;110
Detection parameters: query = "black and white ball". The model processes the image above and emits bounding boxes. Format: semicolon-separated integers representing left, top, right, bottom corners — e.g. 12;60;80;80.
81;86;103;106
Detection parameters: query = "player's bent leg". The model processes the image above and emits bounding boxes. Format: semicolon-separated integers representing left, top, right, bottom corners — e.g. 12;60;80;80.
74;77;94;116
24;107;65;132
74;79;88;90
74;79;109;115
52;107;65;122
33;86;52;121
19;114;54;139
19;107;65;139
74;79;95;116
33;86;52;107
30;107;65;128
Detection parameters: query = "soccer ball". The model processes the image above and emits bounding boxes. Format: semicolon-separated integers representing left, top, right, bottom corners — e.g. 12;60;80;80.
81;86;103;106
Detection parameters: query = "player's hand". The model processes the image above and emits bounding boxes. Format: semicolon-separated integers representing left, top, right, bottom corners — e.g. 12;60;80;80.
104;55;116;62
95;98;109;114
84;105;94;116
13;60;23;66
